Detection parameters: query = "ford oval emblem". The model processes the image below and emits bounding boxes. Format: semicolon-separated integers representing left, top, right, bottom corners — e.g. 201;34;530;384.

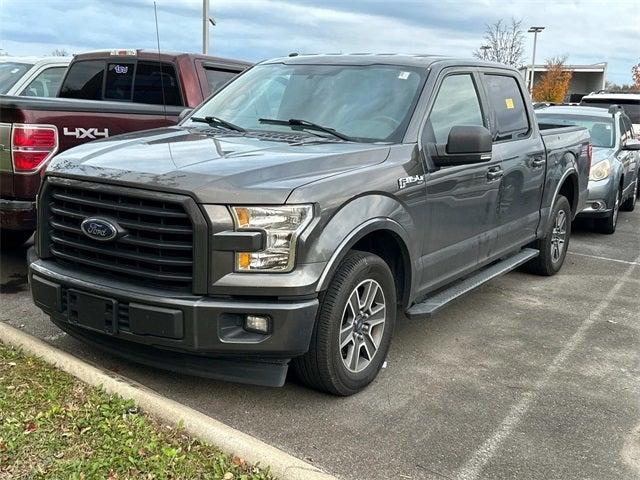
80;217;119;242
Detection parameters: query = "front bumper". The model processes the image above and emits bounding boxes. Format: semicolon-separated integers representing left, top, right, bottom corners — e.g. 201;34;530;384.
0;198;36;230
578;178;615;218
28;250;319;387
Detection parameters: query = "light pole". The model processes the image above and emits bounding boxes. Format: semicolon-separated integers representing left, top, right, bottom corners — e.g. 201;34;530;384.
202;0;216;54
480;45;492;60
527;26;545;95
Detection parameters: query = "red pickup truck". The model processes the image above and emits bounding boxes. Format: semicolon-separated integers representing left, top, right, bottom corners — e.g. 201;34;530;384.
0;49;250;246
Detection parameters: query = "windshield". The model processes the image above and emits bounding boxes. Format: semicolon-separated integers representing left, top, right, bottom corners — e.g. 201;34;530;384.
536;113;614;148
0;62;32;94
580;98;640;124
188;63;427;143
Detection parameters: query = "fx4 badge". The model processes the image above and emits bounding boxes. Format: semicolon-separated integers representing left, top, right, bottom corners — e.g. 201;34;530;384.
63;127;110;139
398;174;425;189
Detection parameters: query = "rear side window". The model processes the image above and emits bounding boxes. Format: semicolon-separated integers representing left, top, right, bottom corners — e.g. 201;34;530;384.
105;62;134;100
133;62;182;106
20;66;67;97
204;68;237;94
427;74;484;144
59;60;104;100
484;74;530;141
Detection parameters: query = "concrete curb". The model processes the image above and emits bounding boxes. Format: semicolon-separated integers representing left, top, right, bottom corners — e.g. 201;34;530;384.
0;323;337;480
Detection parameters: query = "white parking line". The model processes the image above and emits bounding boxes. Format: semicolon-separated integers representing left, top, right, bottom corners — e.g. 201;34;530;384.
568;251;640;266
455;253;640;480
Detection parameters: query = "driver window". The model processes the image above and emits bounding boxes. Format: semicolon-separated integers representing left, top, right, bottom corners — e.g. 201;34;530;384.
427;74;484;144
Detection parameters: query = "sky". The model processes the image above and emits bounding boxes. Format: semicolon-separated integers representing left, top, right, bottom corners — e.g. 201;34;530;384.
1;0;638;85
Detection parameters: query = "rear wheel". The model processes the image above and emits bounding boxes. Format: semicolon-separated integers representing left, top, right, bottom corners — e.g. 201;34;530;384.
596;186;621;234
523;195;571;276
292;250;396;395
621;179;637;212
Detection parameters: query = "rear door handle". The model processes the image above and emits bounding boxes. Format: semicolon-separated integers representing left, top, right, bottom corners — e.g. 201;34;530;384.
531;156;546;168
486;167;503;181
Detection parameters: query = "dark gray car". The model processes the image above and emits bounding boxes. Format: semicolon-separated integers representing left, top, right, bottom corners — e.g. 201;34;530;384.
537;105;640;233
28;55;590;395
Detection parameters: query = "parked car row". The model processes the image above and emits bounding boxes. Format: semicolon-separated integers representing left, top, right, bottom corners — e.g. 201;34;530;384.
1;50;638;395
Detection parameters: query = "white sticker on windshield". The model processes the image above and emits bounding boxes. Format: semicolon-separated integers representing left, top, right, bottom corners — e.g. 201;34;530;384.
398;71;410;80
10;68;19;74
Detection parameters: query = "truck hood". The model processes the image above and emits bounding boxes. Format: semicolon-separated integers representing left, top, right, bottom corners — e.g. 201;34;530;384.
47;126;391;204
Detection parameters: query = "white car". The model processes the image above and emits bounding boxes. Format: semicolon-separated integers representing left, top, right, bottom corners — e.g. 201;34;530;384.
581;92;640;137
0;56;71;97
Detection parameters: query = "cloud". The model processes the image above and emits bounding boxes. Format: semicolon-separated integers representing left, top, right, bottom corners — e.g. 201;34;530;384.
0;0;638;84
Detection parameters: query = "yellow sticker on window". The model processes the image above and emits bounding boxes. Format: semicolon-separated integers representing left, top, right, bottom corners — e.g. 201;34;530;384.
505;98;515;109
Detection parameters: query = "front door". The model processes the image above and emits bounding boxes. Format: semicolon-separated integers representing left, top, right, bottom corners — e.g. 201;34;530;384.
420;71;501;293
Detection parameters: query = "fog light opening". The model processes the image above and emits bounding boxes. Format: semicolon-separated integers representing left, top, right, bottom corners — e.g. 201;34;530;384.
244;314;271;334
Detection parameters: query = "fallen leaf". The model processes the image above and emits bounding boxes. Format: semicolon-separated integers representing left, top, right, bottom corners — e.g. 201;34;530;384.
23;422;37;434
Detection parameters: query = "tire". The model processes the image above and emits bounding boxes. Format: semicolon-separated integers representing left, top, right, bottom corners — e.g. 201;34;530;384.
522;195;571;276
0;230;33;250
596;186;621;234
620;179;637;212
292;250;396;396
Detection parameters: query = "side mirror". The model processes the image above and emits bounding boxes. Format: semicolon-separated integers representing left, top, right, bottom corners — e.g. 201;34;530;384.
178;108;193;121
432;125;493;167
622;138;640;151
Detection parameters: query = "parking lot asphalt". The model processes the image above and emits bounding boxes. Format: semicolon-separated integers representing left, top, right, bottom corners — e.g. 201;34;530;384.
1;210;639;480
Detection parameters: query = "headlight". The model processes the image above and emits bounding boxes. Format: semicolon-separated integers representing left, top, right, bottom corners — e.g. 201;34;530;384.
230;205;313;272
589;159;611;181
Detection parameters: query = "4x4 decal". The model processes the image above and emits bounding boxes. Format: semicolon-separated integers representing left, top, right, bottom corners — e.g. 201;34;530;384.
63;127;109;139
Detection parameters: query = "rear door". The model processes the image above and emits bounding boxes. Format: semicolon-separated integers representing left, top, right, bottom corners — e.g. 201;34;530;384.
421;69;501;291
479;71;546;258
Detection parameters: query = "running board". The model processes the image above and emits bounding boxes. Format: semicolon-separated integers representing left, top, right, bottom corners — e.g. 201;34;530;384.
406;248;539;319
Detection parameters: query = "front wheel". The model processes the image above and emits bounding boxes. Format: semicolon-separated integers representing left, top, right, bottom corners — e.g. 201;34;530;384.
523;195;571;276
621;179;637;212
292;250;396;395
596;186;621;234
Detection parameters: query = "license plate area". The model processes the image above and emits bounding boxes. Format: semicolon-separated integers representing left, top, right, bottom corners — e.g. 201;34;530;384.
67;289;117;334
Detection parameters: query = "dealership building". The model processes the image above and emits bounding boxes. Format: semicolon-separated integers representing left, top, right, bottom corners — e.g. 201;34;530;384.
519;62;607;102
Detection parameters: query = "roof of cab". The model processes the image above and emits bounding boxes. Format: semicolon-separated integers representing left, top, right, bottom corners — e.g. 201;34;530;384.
262;53;514;70
71;49;252;67
0;56;71;65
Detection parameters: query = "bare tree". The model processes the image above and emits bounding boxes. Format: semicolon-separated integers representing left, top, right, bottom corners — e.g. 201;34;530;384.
50;48;68;57
473;18;525;67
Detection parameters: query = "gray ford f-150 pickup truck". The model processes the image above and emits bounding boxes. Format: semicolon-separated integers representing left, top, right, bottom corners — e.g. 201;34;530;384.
28;54;590;395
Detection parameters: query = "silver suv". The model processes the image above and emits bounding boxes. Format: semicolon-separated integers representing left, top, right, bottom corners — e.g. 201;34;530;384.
537;105;640;233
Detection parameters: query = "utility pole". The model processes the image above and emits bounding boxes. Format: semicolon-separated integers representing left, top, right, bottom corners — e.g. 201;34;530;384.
202;0;216;55
202;0;209;54
527;26;545;94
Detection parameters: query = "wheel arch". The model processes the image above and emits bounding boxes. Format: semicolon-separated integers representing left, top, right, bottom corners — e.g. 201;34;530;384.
316;219;413;309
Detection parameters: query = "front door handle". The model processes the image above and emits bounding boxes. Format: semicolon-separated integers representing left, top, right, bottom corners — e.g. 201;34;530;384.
486;167;503;181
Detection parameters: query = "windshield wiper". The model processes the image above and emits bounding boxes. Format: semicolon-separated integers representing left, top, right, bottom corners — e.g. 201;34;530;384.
190;116;246;132
258;118;355;141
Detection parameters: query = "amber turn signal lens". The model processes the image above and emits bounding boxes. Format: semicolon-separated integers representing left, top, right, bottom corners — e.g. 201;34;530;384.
237;252;251;269
234;207;250;227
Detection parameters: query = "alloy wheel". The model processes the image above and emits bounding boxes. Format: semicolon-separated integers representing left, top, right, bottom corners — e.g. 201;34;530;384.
550;209;567;263
339;279;386;373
